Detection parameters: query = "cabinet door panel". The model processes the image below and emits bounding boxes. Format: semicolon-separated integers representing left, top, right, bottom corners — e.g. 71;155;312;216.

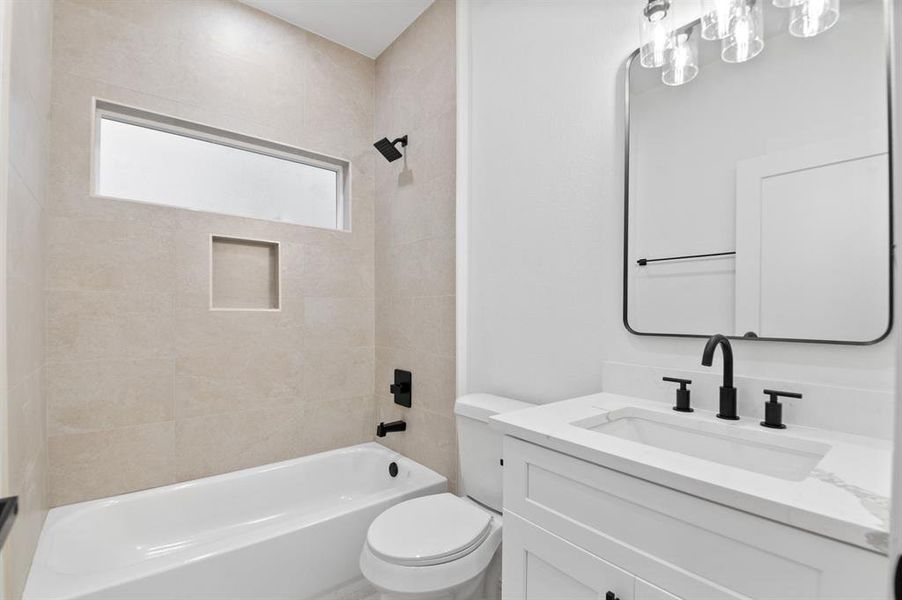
503;511;635;600
525;554;599;600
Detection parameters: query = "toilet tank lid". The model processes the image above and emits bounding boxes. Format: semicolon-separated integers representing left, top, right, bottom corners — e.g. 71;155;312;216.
454;394;534;423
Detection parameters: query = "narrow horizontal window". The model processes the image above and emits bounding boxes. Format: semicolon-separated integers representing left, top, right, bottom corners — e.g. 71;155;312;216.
93;100;349;230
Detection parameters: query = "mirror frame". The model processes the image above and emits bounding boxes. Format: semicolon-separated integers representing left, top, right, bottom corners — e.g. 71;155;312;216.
622;14;895;346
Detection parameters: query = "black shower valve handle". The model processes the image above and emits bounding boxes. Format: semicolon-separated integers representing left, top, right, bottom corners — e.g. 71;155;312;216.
389;382;410;394
390;369;412;408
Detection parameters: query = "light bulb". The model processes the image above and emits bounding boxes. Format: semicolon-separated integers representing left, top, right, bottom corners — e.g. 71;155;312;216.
734;16;751;60
652;21;668;64
663;31;699;86
722;0;764;63
701;0;737;41
789;0;839;37
640;0;673;69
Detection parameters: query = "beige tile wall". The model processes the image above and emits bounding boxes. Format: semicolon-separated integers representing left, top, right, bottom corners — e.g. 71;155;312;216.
4;0;53;597
373;1;458;486
46;0;377;506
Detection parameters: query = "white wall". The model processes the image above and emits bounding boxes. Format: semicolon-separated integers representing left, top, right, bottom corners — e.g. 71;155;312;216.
461;0;894;436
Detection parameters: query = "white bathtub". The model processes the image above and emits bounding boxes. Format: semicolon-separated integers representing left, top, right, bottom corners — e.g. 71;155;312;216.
24;443;446;600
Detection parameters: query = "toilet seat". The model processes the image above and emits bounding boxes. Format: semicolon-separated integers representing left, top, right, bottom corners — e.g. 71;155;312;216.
360;495;503;596
366;493;492;567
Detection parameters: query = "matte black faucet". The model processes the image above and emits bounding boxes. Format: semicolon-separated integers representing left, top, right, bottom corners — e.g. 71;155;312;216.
376;420;406;437
701;334;739;420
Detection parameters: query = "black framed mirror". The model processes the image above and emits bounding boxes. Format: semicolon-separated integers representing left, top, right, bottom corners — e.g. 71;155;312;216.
623;0;893;345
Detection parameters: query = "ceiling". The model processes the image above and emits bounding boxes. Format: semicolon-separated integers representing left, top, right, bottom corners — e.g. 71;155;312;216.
239;0;435;59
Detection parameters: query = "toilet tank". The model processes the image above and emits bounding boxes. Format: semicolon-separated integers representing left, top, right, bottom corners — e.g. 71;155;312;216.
455;394;533;512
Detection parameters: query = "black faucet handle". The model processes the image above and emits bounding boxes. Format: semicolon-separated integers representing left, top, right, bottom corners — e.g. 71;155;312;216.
763;389;802;400
663;377;693;413
761;389;800;429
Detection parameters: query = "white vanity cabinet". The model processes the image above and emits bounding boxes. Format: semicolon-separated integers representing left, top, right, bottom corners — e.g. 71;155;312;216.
501;436;887;600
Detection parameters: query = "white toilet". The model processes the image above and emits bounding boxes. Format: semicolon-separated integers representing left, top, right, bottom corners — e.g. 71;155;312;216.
360;394;531;600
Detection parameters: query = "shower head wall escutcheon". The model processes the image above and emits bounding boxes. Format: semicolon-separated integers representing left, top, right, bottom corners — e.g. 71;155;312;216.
373;135;408;162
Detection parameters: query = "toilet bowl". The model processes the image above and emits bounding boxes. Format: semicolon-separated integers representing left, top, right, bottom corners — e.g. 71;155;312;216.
359;493;501;600
360;394;532;600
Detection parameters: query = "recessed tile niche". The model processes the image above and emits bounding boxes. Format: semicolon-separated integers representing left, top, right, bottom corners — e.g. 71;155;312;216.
210;235;280;310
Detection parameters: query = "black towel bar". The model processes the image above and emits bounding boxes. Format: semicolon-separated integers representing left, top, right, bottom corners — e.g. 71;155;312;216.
636;251;736;266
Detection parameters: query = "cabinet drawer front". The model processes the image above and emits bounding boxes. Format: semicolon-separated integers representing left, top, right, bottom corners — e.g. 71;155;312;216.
503;511;636;600
503;436;886;600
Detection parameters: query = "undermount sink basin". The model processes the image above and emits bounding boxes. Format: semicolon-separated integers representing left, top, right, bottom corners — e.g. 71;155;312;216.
572;408;830;481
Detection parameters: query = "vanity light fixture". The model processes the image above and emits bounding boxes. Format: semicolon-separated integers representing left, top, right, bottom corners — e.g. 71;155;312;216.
788;0;839;37
722;0;764;63
662;27;699;86
701;0;737;40
640;0;673;68
644;0;841;89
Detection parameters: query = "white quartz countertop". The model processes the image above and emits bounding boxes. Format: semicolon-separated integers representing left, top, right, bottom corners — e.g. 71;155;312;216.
490;392;891;554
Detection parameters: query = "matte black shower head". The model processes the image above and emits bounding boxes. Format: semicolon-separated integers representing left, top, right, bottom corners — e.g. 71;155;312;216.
373;135;408;162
